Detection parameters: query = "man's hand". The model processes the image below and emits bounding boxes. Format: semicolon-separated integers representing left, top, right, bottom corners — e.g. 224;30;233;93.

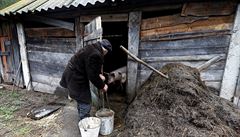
99;74;106;82
101;84;108;92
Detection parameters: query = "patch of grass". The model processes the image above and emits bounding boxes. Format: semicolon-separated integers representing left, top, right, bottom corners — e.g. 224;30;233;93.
0;106;18;121
0;90;8;96
15;125;32;136
9;92;21;99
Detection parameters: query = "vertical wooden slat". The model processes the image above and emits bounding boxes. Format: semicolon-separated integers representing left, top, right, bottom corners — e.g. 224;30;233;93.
220;4;240;101
75;17;84;51
16;23;32;91
11;23;24;87
0;38;4;80
127;11;142;102
234;71;240;107
4;38;15;82
0;37;10;82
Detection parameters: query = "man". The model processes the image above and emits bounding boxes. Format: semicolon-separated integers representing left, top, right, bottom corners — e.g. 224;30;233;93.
60;39;112;120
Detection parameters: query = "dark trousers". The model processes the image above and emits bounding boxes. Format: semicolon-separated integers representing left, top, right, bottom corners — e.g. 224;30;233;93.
77;101;91;120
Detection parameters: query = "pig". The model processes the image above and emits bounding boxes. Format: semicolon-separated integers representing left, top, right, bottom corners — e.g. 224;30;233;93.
107;66;126;84
106;66;126;94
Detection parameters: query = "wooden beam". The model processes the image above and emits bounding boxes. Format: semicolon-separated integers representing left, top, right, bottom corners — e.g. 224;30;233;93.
25;16;74;31
197;55;223;71
142;54;226;62
234;70;240;107
16;23;32;91
220;4;240;101
79;14;128;22
75;17;84;51
0;46;4;80
0;37;9;81
127;11;141;103
141;14;208;31
181;2;236;17
25;27;75;38
141;15;233;39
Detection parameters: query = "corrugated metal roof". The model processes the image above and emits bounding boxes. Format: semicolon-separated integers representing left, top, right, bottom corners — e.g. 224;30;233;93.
0;0;106;16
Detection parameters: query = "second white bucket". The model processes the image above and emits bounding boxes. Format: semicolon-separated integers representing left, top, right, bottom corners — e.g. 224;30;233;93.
78;117;101;137
95;108;114;135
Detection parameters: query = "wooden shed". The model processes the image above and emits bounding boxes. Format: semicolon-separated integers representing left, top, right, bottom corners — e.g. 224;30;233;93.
0;0;240;105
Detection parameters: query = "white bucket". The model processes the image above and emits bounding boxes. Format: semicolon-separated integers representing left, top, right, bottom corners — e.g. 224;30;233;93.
78;117;101;137
95;108;115;135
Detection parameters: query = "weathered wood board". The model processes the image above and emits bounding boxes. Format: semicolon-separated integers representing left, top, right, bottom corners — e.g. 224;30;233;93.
25;33;75;93
181;2;237;17
127;11;141;102
27;38;76;53
17;23;32;90
220;4;240;101
25;27;75;38
141;15;233;40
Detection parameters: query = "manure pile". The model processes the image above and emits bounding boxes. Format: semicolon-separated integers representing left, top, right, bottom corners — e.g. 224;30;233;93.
122;63;240;137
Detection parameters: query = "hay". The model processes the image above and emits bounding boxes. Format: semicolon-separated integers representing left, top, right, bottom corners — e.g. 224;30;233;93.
121;63;240;137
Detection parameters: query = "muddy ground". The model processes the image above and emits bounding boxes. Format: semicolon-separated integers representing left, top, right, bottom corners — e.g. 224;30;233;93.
121;63;240;137
0;86;66;137
0;85;127;137
2;63;240;137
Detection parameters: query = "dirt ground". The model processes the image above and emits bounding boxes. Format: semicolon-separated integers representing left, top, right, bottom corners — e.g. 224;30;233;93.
0;84;127;137
121;63;240;137
3;63;240;137
0;85;66;137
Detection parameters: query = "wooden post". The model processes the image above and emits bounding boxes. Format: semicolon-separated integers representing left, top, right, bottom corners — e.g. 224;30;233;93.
127;11;141;103
234;71;240;106
220;4;240;101
16;23;32;91
75;16;84;51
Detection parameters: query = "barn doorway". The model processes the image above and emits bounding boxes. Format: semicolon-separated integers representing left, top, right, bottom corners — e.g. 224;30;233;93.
102;22;128;73
102;21;128;123
102;21;128;95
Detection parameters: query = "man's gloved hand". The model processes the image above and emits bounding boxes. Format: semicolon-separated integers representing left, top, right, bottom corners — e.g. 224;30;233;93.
102;84;108;92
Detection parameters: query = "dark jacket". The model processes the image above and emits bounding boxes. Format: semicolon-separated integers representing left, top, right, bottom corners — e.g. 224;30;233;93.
60;42;105;104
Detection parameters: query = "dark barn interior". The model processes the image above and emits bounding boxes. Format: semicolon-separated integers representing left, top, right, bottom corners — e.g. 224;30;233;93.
102;22;128;73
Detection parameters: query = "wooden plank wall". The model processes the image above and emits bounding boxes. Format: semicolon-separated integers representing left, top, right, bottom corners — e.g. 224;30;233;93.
0;22;23;86
25;27;75;93
137;5;234;90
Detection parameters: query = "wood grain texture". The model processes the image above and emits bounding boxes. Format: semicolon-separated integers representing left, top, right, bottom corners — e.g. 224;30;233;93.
220;4;240;101
25;16;74;31
140;35;230;50
75;17;84;51
127;11;142;102
27;51;72;66
26;37;76;53
29;61;65;78
32;82;57;94
141;14;208;30
31;73;61;86
25;27;75;38
141;15;233;39
80;14;128;22
16;23;32;90
181;2;237;17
